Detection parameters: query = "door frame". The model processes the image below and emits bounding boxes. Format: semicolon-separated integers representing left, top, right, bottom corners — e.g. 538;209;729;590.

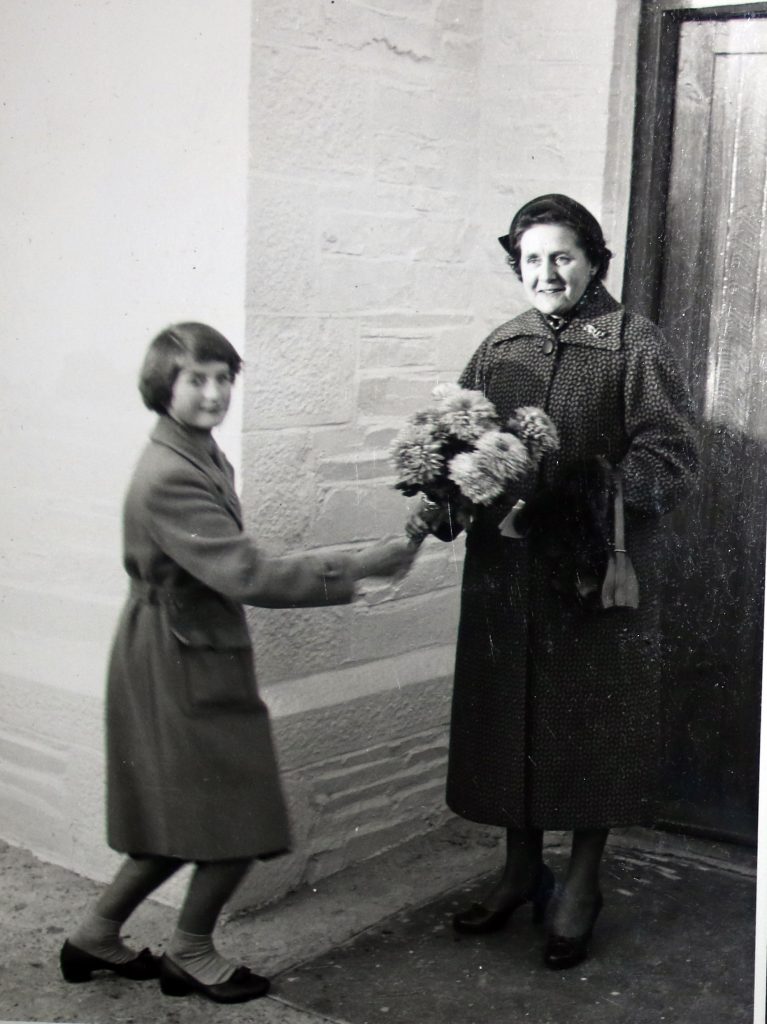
623;0;767;319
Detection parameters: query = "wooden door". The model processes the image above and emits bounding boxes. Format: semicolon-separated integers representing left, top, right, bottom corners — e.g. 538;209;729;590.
653;16;767;843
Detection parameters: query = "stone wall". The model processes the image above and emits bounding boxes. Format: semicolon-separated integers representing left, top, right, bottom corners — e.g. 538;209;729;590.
233;0;633;909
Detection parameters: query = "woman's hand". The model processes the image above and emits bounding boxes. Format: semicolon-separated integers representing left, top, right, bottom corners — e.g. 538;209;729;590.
351;536;417;580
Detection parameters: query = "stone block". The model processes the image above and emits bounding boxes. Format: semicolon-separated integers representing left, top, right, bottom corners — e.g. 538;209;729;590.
246;183;318;315
373;133;478;194
374;77;478;144
320;210;473;264
249;604;352;685
321;1;437;62
316;450;392;484
310;426;366;459
313;755;402;802
433;321;479;374
415;262;474;312
357;372;437;418
349;589;460;663
316;256;416;315
249;47;370;177
363;426;399;449
240;430;315;548
361;546;463;605
485;55;610;101
359;332;435;369
437;0;483;32
312;482;406;545
439;30;482;72
252;1;323;42
245;317;357;428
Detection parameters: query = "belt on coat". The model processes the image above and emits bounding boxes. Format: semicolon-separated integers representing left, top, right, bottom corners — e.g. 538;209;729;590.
128;580;194;606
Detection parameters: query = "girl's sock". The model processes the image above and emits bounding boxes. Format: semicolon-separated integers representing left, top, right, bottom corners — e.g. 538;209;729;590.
69;912;137;964
166;928;236;985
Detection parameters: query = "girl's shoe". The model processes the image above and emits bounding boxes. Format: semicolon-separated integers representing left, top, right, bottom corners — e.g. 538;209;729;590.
159;954;270;1003
452;863;555;934
59;939;160;983
543;890;604;969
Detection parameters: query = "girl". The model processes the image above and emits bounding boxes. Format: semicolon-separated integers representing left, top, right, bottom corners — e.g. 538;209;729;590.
60;322;414;1003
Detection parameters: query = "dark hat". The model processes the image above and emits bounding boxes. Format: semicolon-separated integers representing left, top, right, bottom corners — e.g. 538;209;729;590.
498;193;605;254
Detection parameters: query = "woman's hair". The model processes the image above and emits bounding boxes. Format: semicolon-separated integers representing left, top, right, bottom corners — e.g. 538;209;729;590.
139;322;243;413
500;194;613;282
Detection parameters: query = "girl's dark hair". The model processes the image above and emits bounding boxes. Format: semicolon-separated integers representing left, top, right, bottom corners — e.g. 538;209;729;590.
499;194;613;282
138;322;243;413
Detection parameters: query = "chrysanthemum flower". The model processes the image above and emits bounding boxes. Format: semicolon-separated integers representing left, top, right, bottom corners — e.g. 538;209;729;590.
509;406;559;462
448;431;532;504
437;388;498;443
389;423;445;485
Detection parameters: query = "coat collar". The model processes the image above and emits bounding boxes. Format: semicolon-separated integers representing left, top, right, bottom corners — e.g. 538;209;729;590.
489;281;625;352
150;416;242;526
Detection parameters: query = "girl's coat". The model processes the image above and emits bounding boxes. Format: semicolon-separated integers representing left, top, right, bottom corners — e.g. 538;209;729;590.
107;415;356;860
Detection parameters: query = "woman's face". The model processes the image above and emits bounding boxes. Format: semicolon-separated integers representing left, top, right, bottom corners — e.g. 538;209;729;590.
518;223;596;316
168;358;233;431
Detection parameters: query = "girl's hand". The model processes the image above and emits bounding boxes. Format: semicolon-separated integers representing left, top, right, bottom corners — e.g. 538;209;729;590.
405;498;449;544
351;537;417;580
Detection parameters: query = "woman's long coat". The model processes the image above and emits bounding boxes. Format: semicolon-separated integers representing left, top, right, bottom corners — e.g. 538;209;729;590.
107;415;357;861
445;282;698;830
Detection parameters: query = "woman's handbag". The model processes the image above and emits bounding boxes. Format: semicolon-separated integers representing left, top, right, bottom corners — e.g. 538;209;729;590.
600;469;639;609
501;459;639;610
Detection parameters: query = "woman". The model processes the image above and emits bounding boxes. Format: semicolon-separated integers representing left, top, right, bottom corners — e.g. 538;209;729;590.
423;195;698;967
60;323;414;1003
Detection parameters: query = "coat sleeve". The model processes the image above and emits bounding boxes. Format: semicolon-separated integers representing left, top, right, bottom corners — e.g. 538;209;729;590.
458;339;491;392
619;320;699;516
146;467;357;608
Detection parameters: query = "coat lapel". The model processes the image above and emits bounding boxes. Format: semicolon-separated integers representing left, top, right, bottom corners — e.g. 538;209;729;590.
150;417;244;529
489;282;625;352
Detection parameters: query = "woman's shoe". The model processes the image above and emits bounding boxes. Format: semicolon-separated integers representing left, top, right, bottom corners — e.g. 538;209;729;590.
453;863;555;935
159;954;270;1003
543;890;603;969
59;939;161;983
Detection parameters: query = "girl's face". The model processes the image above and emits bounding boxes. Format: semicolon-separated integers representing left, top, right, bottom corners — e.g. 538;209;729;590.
168;359;233;431
519;223;596;316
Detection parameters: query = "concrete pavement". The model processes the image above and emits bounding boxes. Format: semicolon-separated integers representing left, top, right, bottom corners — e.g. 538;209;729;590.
0;820;756;1024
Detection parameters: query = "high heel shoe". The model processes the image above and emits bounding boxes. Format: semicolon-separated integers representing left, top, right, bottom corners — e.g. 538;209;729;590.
59;939;161;983
543;890;603;969
452;863;555;935
159;954;270;1003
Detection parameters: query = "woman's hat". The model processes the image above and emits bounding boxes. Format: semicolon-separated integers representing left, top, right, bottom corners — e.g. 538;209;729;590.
498;194;605;254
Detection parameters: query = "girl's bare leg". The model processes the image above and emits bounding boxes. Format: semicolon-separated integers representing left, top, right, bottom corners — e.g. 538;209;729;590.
167;858;253;985
70;854;182;962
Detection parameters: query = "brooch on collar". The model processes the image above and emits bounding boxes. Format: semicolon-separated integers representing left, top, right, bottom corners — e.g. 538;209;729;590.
583;323;608;340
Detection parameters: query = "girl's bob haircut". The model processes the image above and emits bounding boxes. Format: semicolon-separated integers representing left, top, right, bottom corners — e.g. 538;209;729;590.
139;322;243;414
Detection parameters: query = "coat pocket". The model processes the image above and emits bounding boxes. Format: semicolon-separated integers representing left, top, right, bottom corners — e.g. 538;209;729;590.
176;644;265;716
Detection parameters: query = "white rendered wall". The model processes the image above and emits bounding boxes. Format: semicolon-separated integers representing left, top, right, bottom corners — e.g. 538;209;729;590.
0;0;251;879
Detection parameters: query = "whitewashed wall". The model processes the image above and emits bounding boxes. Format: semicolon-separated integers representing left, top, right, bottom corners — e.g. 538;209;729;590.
0;0;637;907
0;0;251;882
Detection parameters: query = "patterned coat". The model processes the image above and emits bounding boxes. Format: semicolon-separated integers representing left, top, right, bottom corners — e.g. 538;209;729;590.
106;415;357;861
445;282;698;829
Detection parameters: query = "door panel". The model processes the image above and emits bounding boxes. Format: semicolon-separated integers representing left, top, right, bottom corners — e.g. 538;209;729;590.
656;17;767;843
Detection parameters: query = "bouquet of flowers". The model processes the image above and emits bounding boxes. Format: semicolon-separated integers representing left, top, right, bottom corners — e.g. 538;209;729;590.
389;383;559;544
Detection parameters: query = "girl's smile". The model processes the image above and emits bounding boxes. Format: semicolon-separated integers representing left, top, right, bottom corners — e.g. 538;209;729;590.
168;359;233;430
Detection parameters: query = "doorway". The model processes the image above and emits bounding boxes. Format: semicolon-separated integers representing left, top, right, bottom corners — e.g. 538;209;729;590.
625;3;767;844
